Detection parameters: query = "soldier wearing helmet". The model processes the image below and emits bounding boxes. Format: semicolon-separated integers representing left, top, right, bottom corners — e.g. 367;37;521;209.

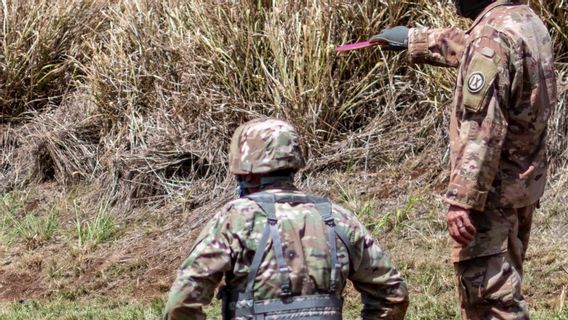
369;0;556;319
163;118;409;320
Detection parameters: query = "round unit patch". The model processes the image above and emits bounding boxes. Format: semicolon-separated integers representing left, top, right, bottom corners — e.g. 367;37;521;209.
467;72;485;93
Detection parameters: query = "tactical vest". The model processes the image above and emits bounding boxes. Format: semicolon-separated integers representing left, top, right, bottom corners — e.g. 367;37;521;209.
219;192;355;320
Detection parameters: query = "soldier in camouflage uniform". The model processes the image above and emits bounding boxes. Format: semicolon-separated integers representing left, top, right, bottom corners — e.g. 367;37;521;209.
370;0;556;319
163;118;409;320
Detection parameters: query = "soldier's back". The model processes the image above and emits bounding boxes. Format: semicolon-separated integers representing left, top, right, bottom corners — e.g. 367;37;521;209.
220;189;354;298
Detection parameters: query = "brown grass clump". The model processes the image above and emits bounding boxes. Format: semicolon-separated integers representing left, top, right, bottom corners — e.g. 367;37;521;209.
530;0;568;62
0;0;103;119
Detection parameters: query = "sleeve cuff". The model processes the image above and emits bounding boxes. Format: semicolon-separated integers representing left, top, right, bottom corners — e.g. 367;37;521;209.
408;28;429;63
444;183;488;212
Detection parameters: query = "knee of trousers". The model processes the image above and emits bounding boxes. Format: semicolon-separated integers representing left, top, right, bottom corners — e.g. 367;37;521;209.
455;254;524;309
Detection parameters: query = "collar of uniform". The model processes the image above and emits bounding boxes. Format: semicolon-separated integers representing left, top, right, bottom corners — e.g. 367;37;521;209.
466;0;515;34
259;181;298;192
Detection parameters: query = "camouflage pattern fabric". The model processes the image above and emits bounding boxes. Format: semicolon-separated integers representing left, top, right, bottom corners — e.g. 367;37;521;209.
407;1;554;319
229;118;305;175
163;185;409;320
454;204;535;319
408;0;556;212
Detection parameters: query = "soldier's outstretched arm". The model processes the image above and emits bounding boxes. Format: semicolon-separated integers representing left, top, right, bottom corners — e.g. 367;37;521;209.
369;26;466;67
444;26;512;212
407;27;467;67
337;208;409;320
163;211;234;320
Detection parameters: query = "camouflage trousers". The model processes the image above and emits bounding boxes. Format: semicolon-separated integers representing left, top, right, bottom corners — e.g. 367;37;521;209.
452;204;536;320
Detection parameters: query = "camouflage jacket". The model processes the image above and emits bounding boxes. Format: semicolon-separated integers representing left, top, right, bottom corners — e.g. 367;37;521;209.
163;185;409;320
408;0;556;211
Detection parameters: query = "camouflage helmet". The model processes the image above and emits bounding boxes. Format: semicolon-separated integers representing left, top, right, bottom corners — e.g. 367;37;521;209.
229;118;305;175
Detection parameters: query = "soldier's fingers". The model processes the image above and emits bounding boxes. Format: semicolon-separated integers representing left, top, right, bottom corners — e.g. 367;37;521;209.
448;223;469;246
463;221;476;236
447;212;469;245
452;233;469;246
457;226;475;243
453;217;474;240
447;222;457;238
452;217;474;243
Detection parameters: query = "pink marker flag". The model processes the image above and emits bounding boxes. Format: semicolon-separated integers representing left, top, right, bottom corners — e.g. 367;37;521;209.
335;41;383;52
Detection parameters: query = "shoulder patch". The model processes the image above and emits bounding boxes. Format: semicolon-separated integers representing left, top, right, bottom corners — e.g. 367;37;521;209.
462;51;498;112
467;72;485;93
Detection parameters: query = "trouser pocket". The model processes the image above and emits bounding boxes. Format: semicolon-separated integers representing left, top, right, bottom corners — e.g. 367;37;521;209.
455;254;528;319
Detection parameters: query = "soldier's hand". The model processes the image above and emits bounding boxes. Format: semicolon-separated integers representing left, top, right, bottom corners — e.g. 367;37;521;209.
369;26;409;51
446;205;476;246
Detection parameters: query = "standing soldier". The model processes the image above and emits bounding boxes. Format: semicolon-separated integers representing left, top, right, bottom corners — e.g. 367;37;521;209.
163;118;409;320
370;0;556;319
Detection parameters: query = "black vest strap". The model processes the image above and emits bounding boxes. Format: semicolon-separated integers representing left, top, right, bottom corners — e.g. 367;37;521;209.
253;295;343;313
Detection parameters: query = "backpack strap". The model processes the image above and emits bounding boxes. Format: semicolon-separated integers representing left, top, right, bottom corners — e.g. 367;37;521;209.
245;193;292;297
334;226;355;268
315;202;341;293
244;192;355;297
244;220;272;296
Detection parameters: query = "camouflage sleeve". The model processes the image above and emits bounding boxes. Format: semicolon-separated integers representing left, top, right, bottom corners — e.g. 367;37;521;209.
444;26;511;211
163;208;234;320
408;27;467;67
337;207;409;320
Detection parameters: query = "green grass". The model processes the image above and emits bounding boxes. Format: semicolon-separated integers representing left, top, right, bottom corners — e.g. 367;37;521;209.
0;298;164;320
1;294;566;319
1;192;116;249
11;208;59;246
74;205;116;248
0;192;59;247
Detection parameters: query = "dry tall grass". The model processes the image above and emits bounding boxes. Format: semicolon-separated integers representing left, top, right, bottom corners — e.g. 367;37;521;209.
1;0;567;210
0;0;103;118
